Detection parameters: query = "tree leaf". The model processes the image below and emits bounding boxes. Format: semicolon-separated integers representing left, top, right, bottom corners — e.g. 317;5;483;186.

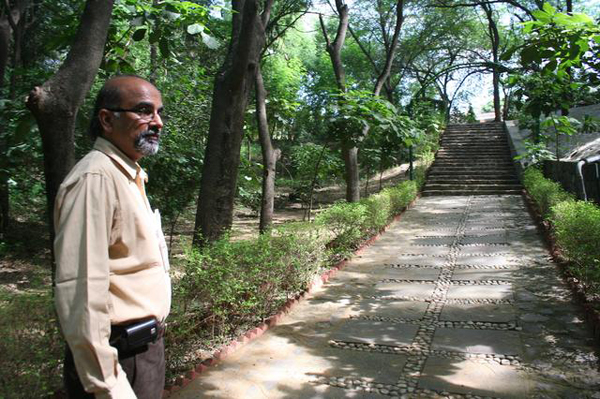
149;29;161;44
201;32;220;49
159;38;170;57
521;46;540;64
132;28;147;41
187;23;204;35
542;2;556;15
130;16;144;27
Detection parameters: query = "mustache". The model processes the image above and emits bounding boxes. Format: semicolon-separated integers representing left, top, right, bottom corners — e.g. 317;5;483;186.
137;129;161;141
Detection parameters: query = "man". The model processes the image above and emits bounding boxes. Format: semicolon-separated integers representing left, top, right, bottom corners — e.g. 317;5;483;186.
54;75;171;398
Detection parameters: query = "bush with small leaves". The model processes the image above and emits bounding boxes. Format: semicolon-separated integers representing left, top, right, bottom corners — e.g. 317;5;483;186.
551;200;600;295
522;167;574;217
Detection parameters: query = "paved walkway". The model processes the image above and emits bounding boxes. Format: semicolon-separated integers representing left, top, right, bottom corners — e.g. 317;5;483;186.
171;195;600;398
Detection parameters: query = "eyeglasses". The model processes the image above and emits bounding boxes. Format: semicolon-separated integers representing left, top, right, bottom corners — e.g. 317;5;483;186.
105;106;169;123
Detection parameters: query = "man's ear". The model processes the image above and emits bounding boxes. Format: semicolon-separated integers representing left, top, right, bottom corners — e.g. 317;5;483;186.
98;109;115;134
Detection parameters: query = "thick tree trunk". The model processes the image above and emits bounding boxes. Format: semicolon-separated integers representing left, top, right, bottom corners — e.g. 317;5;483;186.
342;144;360;202
255;64;280;234
25;0;114;270
0;3;25;237
193;0;272;245
0;12;11;237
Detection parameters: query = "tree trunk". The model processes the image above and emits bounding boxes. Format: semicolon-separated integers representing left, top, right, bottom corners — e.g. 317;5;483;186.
0;10;12;238
335;0;404;202
482;4;502;122
149;0;159;83
342;144;360;202
193;0;272;245
319;2;360;202
255;64;280;234
0;2;26;238
25;0;114;271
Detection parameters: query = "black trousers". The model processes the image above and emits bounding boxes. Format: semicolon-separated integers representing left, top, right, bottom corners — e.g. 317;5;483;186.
63;338;165;399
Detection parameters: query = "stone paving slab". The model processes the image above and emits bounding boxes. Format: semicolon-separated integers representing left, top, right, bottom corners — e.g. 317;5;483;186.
446;284;512;300
431;328;522;355
341;265;442;281
310;349;408;384
451;268;517;281
453;255;520;267
390;256;449;267
330;320;418;346
440;303;515;323
374;282;436;298
170;195;600;399
419;357;533;398
348;299;429;320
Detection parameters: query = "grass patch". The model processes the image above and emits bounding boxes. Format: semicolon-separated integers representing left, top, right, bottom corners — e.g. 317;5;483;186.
0;288;62;398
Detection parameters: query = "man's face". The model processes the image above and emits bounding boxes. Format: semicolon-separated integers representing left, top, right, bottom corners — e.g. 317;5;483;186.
100;78;164;162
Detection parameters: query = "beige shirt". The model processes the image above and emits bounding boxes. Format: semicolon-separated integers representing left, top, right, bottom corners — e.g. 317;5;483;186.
54;137;171;398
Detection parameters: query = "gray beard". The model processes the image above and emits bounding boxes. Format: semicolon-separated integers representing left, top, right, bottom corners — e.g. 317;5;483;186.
134;131;160;156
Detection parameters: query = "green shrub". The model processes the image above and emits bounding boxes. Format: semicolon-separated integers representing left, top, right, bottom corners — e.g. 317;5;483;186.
413;150;435;189
385;180;418;214
522;166;600;296
522;167;574;217
180;230;326;336
361;191;392;233
316;178;421;251
551;200;600;294
315;201;368;250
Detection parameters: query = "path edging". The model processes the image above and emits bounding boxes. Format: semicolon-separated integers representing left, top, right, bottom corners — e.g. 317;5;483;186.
161;196;419;397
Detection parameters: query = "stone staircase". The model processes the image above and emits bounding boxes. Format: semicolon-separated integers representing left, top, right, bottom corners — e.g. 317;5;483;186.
422;122;522;196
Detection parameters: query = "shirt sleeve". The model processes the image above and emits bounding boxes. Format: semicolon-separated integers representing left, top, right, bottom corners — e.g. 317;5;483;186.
53;172;136;398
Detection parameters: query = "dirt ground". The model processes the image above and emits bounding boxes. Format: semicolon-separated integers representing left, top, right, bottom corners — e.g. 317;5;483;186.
231;164;410;240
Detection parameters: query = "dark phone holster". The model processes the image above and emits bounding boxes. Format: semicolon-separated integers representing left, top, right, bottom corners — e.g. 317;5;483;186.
109;318;159;353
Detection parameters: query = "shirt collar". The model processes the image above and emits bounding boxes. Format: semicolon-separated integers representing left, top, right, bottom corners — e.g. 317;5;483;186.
93;137;148;182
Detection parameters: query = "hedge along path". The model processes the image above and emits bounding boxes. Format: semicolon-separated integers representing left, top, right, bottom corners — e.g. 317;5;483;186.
167;195;600;399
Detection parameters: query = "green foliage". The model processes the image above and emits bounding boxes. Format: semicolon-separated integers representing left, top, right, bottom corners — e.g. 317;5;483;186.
236;156;263;213
409;101;445;156
515;3;600;82
179;228;326;336
104;0;213;74
515;139;555;166
285;143;344;205
384;180;418;214
466;105;477;123
328;90;420;148
361;191;392;233
522;167;574;217
551;200;600;294
316;201;368;250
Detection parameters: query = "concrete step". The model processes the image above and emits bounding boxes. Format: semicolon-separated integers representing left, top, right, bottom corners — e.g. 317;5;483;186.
428;171;518;177
432;161;515;166
421;188;523;196
427;178;520;184
424;183;522;190
429;166;516;172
